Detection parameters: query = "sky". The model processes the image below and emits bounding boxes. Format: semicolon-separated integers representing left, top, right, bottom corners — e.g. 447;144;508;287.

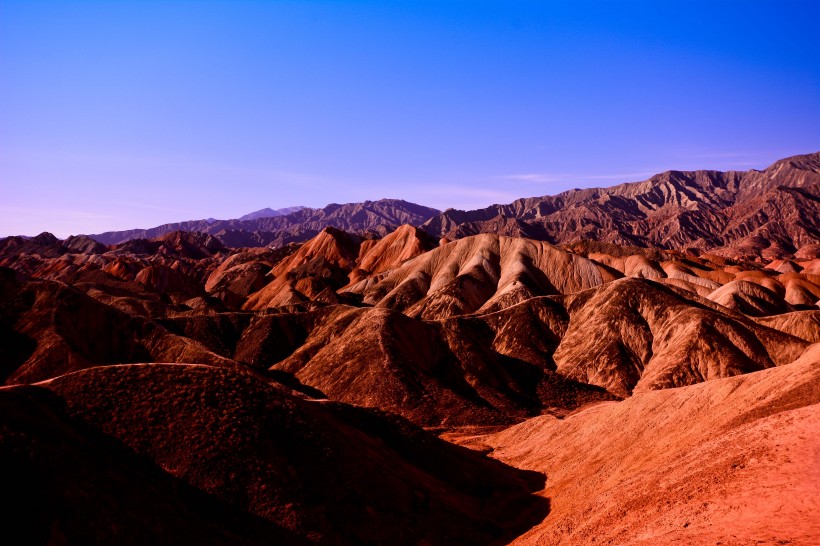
1;0;819;237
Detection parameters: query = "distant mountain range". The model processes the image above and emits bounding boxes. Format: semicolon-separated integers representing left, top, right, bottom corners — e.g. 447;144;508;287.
421;151;820;261
88;200;440;248
238;206;308;221
81;151;819;259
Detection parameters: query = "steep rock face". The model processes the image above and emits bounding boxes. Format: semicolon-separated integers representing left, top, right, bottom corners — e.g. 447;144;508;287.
356;234;614;320
706;279;794;316
160;300;614;427
29;364;548;545
271;306;512;426
4;221;814;411
260;274;809;422
780;272;820;306
482;355;820;546
243;228;364;310
422;152;820;260
436;297;616;414
347;224;438;285
0;271;234;384
204;246;299;308
239;225;438;311
552;278;807;397
753;310;820;343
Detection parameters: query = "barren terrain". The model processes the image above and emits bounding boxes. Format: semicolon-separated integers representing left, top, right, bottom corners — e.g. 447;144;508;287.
1;152;818;544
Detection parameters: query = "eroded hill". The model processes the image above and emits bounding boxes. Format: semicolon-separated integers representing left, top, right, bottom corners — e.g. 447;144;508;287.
1;164;818;544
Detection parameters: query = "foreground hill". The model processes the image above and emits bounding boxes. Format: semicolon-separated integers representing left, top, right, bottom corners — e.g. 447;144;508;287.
1;364;547;545
475;345;820;545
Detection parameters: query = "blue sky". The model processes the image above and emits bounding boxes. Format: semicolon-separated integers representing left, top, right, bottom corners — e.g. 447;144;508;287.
1;0;818;237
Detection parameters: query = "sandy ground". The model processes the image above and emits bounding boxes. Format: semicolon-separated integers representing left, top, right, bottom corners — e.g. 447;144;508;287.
445;357;820;545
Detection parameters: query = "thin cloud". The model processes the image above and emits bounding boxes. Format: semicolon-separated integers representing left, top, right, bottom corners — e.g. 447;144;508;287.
111;200;201;216
681;152;751;159
417;185;519;201
500;173;565;184
582;171;658;180
409;185;522;210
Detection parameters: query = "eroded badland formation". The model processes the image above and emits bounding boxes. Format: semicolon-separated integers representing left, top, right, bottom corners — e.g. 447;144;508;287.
1;152;819;544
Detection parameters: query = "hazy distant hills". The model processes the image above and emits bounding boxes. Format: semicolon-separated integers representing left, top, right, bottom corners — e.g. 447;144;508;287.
88;199;441;247
86;152;820;260
238;206;307;221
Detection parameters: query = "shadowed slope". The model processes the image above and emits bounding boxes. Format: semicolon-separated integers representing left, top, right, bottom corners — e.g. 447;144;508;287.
0;269;234;384
0;385;307;545
34;364;549;545
166;301;614;427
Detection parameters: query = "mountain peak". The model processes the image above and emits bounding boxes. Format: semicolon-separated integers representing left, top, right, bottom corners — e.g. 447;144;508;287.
239;206;307;221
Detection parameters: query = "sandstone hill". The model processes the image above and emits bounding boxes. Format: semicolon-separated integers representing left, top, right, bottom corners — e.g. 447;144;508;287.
1;156;818;544
2;225;818;428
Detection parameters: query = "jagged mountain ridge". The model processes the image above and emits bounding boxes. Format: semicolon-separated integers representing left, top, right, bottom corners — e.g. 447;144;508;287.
81;152;820;260
421;152;820;260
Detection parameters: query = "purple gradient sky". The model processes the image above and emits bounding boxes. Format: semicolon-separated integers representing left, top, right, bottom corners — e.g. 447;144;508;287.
1;0;819;237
